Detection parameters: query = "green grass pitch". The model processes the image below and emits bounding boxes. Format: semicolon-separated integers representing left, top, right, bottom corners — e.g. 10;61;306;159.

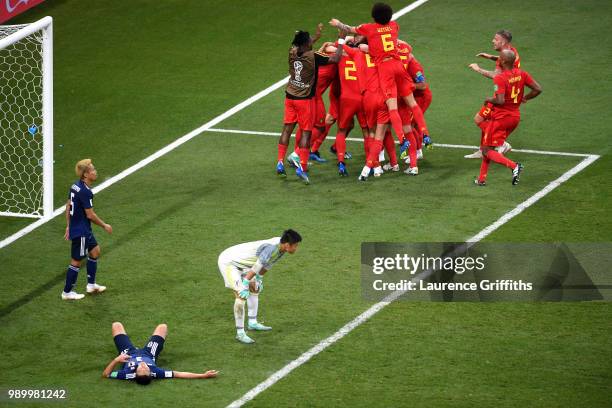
1;0;611;407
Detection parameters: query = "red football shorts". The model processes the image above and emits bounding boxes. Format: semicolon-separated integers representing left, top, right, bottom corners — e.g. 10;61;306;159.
477;102;494;120
328;80;340;120
377;58;415;100
284;97;315;131
415;88;432;113
363;90;389;129
482;114;520;147
398;99;411;126
314;96;326;127
338;97;365;129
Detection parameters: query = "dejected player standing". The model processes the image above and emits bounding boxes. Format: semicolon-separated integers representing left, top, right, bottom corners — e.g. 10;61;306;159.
217;229;302;344
61;159;112;300
475;50;542;186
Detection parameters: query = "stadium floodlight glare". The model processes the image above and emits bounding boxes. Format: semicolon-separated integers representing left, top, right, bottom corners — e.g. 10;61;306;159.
0;16;53;219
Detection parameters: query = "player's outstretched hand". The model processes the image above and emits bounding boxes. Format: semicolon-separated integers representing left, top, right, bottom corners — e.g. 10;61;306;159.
329;18;339;27
115;353;130;363
316;23;323;33
476;52;491;59
468;63;480;72
203;370;218;378
103;223;113;234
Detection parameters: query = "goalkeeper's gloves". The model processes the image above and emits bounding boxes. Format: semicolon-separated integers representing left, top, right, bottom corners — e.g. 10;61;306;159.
255;274;264;293
239;278;251;299
423;134;433;149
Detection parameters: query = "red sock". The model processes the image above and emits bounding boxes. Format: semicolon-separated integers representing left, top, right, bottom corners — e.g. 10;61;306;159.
479;156;490;182
486;150;516;169
367;139;383;167
388;109;405;143
298;147;309;172
478;121;488;146
406;131;417;167
364;137;371;157
410;104;428;135
310;127;322;151
335;132;347;162
294;129;302;153
383;132;398;166
312;124;332;152
413;128;422;150
277;143;288;162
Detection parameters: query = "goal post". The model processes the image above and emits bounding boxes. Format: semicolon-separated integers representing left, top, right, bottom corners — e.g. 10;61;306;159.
0;16;53;219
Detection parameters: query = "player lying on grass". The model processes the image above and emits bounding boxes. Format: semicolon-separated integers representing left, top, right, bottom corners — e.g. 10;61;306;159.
466;29;520;159
103;322;218;384
475;49;541;186
218;229;302;344
61;159;112;300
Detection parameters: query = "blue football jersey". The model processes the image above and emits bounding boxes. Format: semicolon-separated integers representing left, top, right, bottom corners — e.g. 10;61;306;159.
109;349;173;380
68;180;93;239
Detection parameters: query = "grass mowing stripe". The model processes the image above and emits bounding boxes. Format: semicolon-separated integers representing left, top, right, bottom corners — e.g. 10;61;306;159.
0;76;290;251
226;152;600;408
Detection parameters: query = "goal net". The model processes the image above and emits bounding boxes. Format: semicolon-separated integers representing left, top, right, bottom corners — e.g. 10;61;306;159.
0;16;53;219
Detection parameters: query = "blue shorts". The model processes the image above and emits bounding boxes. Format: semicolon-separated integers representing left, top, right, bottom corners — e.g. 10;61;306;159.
113;334;165;359
71;233;98;260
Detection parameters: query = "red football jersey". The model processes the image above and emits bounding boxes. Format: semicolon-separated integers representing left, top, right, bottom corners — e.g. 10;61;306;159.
343;46;379;93
338;54;362;99
406;57;429;96
495;46;521;70
316;63;337;97
397;42;411;69
356;21;400;62
492;68;535;117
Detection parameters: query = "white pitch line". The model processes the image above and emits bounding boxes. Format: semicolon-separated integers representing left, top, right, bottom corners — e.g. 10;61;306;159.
205;128;594;158
227;151;601;408
0;76;290;250
466;154;600;243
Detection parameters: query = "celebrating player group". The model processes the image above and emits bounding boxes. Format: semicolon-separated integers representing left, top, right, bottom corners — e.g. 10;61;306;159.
276;2;541;186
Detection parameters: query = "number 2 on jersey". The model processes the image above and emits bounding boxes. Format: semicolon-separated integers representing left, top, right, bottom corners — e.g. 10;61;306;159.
344;60;357;80
381;34;394;52
511;86;521;103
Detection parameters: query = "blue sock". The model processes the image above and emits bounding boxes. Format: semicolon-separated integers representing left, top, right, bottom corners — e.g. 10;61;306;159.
63;265;79;293
87;257;98;284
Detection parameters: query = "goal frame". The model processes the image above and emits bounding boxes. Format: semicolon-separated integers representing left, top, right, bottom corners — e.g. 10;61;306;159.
0;16;53;219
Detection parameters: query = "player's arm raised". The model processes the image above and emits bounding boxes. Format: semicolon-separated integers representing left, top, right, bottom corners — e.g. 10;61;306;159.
325;31;347;64
468;63;500;79
329;18;357;34
102;353;130;378
85;207;112;234
172;370;219;379
476;52;498;61
312;23;324;44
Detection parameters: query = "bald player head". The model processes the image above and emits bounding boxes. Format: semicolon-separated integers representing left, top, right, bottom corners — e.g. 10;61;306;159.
499;49;516;69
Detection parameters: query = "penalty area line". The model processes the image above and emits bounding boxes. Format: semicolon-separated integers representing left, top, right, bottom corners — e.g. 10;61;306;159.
0;76;290;250
226;150;600;408
204;128;595;158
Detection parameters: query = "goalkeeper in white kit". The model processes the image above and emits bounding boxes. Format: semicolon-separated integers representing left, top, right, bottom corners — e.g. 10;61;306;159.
218;229;302;344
